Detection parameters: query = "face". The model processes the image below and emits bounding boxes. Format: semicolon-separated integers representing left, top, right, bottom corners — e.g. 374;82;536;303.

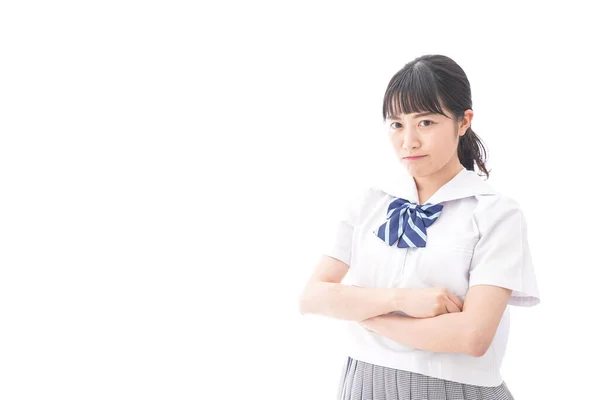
386;104;472;178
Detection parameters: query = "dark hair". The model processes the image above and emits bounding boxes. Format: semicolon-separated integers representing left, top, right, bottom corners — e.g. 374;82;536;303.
382;54;490;179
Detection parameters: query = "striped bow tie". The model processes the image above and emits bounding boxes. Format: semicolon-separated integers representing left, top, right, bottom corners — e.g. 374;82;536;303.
373;198;444;248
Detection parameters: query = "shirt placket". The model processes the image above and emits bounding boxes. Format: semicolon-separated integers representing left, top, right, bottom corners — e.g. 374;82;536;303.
391;247;410;287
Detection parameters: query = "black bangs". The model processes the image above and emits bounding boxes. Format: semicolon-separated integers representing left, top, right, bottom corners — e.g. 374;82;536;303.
382;63;450;121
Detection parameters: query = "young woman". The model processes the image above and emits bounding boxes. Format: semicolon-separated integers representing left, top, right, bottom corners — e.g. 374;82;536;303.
299;54;541;400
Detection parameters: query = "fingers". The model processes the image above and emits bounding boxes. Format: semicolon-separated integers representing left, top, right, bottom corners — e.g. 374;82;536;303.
444;297;461;313
445;292;464;311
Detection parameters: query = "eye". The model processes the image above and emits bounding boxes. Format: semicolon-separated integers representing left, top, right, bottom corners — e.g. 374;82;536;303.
390;120;435;129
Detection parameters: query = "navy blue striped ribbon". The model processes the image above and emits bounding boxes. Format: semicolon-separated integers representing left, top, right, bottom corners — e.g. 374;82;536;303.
373;198;443;248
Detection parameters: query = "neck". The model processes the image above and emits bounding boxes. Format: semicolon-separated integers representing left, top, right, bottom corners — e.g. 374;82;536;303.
413;159;464;204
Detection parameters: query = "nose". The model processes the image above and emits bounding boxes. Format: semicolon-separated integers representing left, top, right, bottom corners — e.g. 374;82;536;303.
402;126;420;150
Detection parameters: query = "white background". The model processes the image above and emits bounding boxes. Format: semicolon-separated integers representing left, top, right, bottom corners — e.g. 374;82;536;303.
1;1;598;399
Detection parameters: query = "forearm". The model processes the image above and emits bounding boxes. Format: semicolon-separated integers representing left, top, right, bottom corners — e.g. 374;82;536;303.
300;282;406;321
359;312;475;355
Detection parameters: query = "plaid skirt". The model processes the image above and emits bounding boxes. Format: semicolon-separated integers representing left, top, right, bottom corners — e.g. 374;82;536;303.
337;356;515;400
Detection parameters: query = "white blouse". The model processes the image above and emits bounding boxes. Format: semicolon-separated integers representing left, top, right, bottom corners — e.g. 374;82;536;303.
323;166;541;387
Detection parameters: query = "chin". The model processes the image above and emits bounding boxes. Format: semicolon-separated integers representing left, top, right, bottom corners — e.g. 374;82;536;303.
402;164;429;178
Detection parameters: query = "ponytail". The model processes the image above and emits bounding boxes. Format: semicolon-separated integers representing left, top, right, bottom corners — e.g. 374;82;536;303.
458;127;490;179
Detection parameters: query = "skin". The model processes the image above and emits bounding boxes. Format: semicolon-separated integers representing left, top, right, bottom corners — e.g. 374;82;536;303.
386;104;472;204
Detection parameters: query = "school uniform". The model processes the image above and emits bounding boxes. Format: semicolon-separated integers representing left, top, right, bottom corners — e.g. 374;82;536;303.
323;166;541;400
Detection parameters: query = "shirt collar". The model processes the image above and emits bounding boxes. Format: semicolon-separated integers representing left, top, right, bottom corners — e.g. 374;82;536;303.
373;166;496;205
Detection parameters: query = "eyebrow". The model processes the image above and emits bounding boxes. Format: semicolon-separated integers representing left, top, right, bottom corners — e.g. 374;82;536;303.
388;112;436;120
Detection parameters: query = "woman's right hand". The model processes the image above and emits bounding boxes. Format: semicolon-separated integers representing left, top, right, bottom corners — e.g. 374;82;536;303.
398;287;464;318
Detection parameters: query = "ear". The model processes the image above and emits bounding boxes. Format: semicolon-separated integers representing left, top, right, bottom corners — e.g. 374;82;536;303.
460;109;474;136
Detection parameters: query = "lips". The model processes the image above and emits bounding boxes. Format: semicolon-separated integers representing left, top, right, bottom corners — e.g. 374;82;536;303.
404;155;425;160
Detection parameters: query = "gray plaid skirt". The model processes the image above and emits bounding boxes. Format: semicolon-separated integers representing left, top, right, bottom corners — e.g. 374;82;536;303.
337;356;515;400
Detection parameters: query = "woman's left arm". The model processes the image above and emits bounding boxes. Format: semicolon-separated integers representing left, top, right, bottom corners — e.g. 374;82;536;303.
359;284;512;357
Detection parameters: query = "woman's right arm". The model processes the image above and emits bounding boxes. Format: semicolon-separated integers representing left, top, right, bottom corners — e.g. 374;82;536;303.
298;255;408;321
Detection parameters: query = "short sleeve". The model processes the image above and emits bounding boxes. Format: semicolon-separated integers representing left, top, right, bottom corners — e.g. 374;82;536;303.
469;195;541;307
321;185;375;267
